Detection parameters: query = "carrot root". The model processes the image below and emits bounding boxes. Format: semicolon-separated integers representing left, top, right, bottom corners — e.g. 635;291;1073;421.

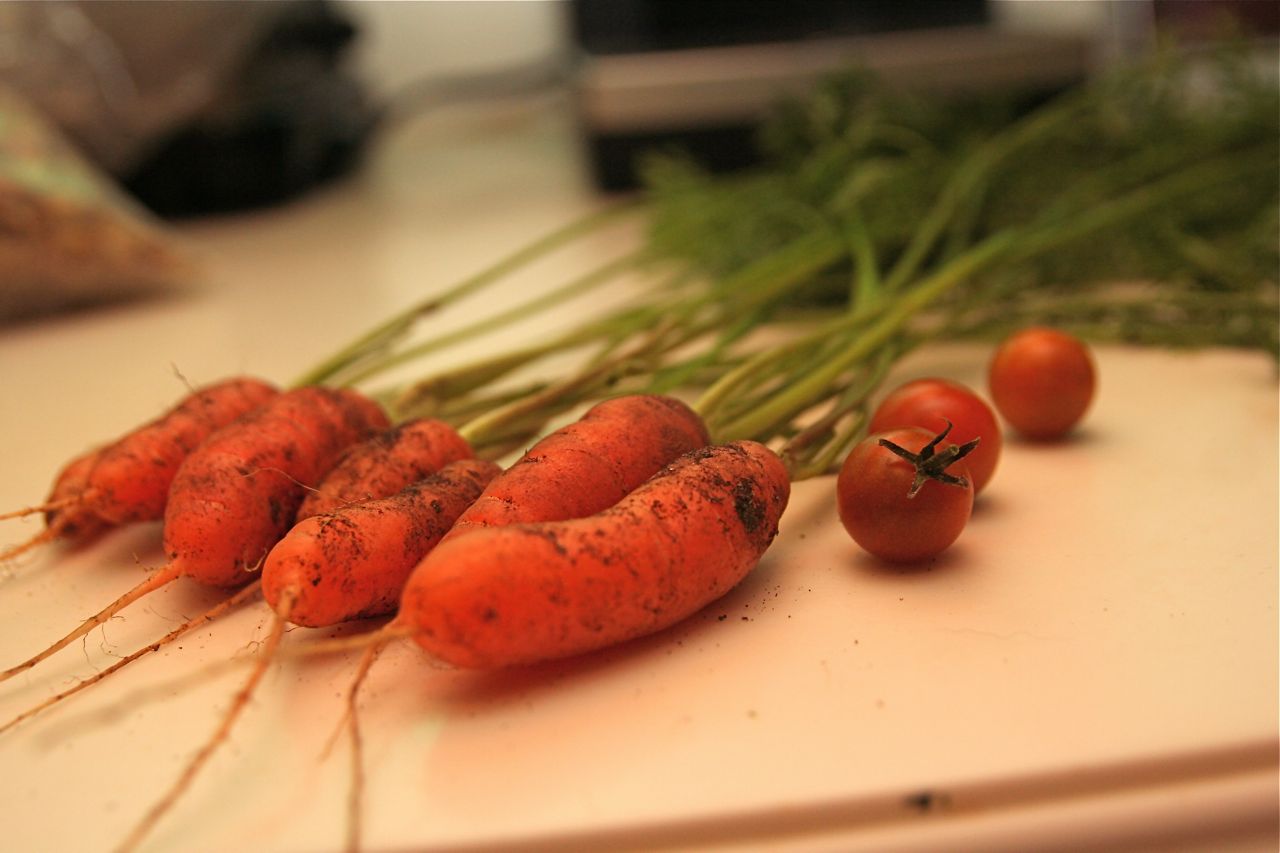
319;635;387;762
0;496;80;521
342;639;388;853
276;622;410;661
0;524;65;564
117;591;296;853
0;581;263;737
0;564;181;683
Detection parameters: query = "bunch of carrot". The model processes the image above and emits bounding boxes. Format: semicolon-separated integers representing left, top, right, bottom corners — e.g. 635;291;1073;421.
0;45;1275;852
0;369;792;850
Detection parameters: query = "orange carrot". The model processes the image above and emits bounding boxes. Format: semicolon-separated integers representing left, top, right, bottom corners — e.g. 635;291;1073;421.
444;394;711;539
395;440;790;669
0;426;476;734
158;387;389;589
290;394;714;659
0;377;279;562
41;448;110;538
86;377;281;525
127;398;724;850
297;418;473;518
0;387;388;683
264;458;500;627
0;448;110;562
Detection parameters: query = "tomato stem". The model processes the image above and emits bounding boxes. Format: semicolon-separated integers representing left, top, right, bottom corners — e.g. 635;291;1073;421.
878;420;979;497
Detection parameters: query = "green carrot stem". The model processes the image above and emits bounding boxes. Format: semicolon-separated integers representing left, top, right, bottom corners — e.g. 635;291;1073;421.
694;295;882;427
291;199;643;387
1007;149;1274;264
780;342;898;476
879;81;1097;292
711;231;1021;441
843;209;880;308
387;301;668;421
455;319;678;448
717;143;1268;441
337;250;647;389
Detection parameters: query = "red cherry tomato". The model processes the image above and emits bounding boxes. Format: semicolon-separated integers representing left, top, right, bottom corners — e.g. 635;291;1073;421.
988;326;1096;440
836;425;975;563
868;378;1002;493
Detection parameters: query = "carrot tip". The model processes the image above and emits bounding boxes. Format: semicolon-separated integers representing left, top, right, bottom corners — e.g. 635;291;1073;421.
0;505;51;522
0;524;64;564
6;492;93;521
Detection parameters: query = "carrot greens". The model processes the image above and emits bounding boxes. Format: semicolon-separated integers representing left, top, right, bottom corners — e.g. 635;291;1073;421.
303;47;1278;476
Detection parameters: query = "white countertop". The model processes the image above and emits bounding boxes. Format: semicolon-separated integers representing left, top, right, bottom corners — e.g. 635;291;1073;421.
0;99;1276;853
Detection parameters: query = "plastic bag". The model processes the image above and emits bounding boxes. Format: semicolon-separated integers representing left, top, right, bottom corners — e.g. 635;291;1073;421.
0;84;192;323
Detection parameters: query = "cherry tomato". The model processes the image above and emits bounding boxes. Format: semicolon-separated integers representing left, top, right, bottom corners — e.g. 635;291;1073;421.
988;326;1096;440
868;378;1002;493
836;425;975;563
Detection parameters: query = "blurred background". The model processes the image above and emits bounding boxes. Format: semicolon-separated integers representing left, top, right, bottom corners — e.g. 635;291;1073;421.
0;0;1275;321
5;0;1278;210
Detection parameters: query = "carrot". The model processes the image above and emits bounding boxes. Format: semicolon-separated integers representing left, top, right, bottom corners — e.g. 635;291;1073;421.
0;448;110;561
444;394;711;539
40;448;110;536
263;458;501;627
158;387;389;588
119;395;710;850
0;377;279;562
101;393;711;849
0;425;475;734
297;418;473;518
394;439;790;669
85;377;281;525
0;387;388;683
289;394;713;664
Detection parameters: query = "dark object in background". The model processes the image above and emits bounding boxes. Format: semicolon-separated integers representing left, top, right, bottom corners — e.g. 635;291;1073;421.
1153;0;1280;40
571;0;989;54
569;0;1092;191
123;1;377;218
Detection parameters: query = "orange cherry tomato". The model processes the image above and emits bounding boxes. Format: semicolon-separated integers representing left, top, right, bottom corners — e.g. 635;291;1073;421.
836;425;975;563
988;327;1096;440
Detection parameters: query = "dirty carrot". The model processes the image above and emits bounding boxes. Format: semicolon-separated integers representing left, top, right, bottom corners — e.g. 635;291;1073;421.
1;377;280;563
0;448;109;561
84;377;282;525
0;426;475;736
395;440;789;669
326;394;715;849
297;418;474;518
0;387;388;684
264;459;501;627
446;393;712;538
